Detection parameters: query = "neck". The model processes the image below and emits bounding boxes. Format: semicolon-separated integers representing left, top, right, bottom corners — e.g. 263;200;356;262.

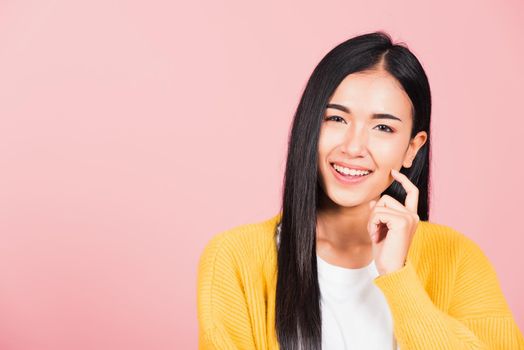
316;193;379;251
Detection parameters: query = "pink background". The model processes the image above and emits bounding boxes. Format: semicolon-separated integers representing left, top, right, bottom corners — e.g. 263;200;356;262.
0;0;523;349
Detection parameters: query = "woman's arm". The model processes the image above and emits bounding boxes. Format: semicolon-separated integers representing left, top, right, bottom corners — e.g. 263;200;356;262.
197;233;256;350
373;235;524;350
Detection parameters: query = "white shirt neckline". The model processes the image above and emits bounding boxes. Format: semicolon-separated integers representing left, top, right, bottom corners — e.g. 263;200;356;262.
316;254;378;286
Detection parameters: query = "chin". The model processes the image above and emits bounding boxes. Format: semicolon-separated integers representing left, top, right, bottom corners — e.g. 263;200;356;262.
325;190;368;208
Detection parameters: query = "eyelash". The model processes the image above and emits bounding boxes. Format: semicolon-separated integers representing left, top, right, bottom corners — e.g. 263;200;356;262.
324;116;395;133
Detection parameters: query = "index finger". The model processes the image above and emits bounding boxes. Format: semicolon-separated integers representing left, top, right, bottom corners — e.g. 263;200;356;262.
391;169;419;214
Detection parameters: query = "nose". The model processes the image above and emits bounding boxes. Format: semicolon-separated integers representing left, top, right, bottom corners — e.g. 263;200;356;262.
340;123;369;156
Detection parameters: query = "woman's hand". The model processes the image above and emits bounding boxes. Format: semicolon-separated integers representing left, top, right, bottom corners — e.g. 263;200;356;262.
367;168;420;276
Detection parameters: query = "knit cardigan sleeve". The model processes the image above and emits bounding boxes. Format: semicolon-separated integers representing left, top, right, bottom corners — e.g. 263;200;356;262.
373;232;524;350
197;232;256;350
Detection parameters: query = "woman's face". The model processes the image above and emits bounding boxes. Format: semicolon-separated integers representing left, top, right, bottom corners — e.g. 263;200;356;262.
317;69;427;209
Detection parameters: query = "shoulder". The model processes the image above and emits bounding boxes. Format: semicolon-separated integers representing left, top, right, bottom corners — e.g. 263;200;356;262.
417;222;513;318
411;220;489;266
197;213;282;342
415;220;479;248
416;220;465;241
197;212;282;273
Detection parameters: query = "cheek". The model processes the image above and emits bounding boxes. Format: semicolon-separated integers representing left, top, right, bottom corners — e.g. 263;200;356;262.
318;127;344;155
317;130;335;177
371;139;408;167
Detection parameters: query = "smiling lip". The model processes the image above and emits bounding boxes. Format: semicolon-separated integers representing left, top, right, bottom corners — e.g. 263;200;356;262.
330;163;373;185
330;162;373;171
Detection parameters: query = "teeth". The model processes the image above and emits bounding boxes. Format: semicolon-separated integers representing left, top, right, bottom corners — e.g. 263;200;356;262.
332;163;371;176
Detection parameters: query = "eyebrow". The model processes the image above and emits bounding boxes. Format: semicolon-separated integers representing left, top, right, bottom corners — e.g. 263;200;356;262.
326;103;403;122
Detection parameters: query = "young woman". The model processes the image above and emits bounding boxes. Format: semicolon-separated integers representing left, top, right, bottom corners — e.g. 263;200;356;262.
197;31;524;349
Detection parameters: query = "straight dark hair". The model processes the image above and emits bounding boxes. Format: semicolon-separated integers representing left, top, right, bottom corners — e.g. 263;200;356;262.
275;31;432;349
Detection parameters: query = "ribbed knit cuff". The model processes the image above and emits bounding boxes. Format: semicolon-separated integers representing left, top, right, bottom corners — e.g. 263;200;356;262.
373;259;436;320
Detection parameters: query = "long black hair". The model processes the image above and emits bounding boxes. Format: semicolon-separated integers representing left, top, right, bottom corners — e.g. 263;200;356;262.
275;31;432;349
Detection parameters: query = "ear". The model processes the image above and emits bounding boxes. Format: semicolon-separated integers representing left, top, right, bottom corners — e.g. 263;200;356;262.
402;131;427;168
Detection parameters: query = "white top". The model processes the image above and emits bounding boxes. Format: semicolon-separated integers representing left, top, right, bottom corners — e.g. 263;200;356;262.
317;254;399;350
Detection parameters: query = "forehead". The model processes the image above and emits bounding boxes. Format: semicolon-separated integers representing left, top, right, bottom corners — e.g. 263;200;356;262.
328;70;413;120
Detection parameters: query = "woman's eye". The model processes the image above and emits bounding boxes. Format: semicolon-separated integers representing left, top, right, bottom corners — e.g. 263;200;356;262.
325;116;347;124
375;124;394;133
324;117;394;133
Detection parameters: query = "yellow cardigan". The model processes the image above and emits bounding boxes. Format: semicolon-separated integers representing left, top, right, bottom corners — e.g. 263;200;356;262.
197;212;524;349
